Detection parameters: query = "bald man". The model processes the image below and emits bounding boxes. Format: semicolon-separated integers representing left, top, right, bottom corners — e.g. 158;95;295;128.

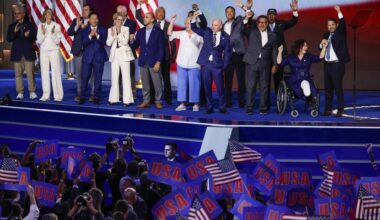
191;14;231;114
123;187;147;219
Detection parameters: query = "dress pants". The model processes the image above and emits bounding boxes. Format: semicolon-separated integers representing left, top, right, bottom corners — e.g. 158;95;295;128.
14;57;35;94
74;54;94;96
40;49;64;100
140;65;163;104
177;65;201;103
324;62;345;111
109;49;134;104
81;59;104;99
224;53;245;107
149;59;171;104
246;59;271;111
202;62;225;110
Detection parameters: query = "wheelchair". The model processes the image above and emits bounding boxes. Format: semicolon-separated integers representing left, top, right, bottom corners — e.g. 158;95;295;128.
276;77;320;118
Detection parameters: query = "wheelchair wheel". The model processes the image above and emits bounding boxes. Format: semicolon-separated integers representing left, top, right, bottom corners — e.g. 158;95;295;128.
291;109;299;118
277;81;288;115
311;110;318;117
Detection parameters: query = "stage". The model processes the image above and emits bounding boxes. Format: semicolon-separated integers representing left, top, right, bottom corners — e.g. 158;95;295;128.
0;70;380;185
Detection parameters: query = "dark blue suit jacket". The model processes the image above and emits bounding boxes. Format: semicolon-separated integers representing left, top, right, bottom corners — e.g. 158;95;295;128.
131;25;164;68
68;17;84;56
81;26;108;64
124;18;138;58
191;23;231;69
7;20;36;62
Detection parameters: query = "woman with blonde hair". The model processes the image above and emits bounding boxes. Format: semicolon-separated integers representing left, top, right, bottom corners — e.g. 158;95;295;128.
106;12;135;106
36;8;63;101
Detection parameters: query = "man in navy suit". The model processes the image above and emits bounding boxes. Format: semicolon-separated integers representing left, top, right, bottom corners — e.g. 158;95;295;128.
78;12;108;105
131;12;165;109
191;13;232;114
68;4;95;102
7;6;37;100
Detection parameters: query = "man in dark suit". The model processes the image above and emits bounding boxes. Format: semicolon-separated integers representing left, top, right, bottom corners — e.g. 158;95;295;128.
243;14;278;115
78;12;108;105
223;6;247;108
164;143;180;162
131;12;165;109
321;6;350;117
117;5;138;100
7;6;37;100
68;4;95;102
191;15;232;114
267;0;299;104
136;3;177;105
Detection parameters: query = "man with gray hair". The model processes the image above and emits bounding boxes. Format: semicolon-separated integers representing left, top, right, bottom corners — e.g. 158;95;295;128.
191;11;231;114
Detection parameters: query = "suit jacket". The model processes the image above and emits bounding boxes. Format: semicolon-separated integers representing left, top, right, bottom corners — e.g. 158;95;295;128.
269;15;298;55
223;16;246;55
131;25;165;68
322;17;350;63
67;17;85;56
123;18;138;58
243;24;278;67
135;8;177;61
106;26;134;62
81;25;108;64
191;23;231;69
7;20;37;61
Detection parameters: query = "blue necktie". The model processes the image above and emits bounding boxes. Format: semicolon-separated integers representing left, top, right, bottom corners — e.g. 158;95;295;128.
326;33;333;60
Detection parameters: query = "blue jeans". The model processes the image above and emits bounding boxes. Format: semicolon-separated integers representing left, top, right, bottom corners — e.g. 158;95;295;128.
177;65;201;103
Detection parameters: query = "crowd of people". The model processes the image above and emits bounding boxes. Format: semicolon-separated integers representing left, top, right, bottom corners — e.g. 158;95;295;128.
7;0;349;117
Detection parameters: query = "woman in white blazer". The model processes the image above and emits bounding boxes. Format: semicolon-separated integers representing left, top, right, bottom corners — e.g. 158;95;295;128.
36;9;63;102
106;13;135;106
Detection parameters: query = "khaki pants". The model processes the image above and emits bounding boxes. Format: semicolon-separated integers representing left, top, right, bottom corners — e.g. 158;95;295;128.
14;57;36;94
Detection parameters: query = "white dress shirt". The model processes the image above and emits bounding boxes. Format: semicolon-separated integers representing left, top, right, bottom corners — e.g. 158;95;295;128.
37;21;62;51
170;30;203;68
223;21;233;35
209;31;221;61
259;30;268;58
156;20;165;30
23;204;40;220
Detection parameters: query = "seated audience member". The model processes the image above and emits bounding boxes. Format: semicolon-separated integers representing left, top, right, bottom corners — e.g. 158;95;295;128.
123;188;147;219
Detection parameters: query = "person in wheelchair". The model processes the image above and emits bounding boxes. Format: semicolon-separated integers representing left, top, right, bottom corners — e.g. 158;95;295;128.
276;39;328;116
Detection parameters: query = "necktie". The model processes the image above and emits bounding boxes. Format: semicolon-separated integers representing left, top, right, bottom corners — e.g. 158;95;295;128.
157;21;162;29
270;23;274;32
326;32;333;60
213;33;217;47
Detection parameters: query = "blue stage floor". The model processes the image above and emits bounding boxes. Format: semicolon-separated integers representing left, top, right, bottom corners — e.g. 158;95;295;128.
0;70;379;125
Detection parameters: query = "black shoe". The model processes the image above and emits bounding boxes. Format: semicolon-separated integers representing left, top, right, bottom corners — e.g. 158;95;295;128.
259;110;268;115
246;109;253;115
206;108;214;114
78;97;85;105
239;102;245;108
93;98;100;105
321;110;332;116
219;108;227;114
226;102;232;108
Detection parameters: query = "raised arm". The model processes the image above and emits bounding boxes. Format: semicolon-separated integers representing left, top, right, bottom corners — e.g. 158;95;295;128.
282;0;299;30
135;0;145;25
334;5;346;35
167;14;176;36
319;39;328;60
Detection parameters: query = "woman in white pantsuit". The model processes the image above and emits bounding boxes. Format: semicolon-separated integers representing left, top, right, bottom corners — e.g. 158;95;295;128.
37;9;63;102
106;13;135;106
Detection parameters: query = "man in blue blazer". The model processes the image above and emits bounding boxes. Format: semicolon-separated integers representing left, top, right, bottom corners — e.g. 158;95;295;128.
68;4;95;102
7;6;37;100
78;12;108;105
191;13;231;114
131;12;165;109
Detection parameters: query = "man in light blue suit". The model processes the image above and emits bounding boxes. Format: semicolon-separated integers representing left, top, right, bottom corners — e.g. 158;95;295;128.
78;12;108;105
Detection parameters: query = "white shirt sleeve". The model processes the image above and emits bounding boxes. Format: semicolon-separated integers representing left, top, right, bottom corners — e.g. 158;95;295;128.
293;11;299;17
338;12;343;19
23;204;40;220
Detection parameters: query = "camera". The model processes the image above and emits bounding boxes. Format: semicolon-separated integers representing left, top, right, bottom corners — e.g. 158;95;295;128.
106;137;119;153
76;193;90;207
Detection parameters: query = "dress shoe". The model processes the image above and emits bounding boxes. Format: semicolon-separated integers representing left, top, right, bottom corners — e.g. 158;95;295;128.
192;104;200;112
74;95;80;102
156;103;163;109
175;104;187;111
259;110;268;115
89;95;95;102
239;102;245;108
226;102;232;108
246;109;253;115
78;97;85;104
206;108;213;114
138;103;150;108
39;97;50;102
321;110;332;116
219;108;227;114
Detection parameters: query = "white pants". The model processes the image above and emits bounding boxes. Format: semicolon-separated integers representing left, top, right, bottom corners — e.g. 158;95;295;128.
301;80;311;97
40;49;64;100
109;49;134;104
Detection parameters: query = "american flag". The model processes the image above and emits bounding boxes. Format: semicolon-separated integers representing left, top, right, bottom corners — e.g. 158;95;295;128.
355;184;380;220
188;194;210;220
282;214;330;220
26;0;81;61
318;164;334;196
228;139;261;163
127;0;158;29
0;158;19;183
204;158;241;186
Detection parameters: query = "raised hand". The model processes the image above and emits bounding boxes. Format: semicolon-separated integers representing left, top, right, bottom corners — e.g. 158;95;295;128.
290;0;298;11
246;0;253;9
236;0;244;8
334;5;341;13
245;10;254;19
170;14;177;23
153;62;161;73
76;16;82;27
193;10;200;18
278;45;284;53
192;4;199;11
321;39;328;48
